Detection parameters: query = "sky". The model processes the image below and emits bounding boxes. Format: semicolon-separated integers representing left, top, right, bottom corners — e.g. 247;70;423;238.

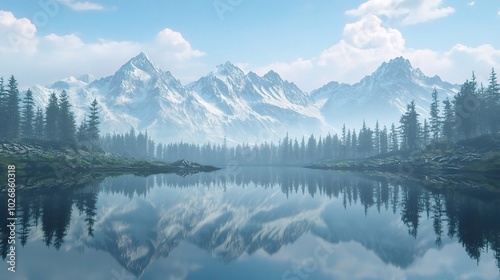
0;0;499;91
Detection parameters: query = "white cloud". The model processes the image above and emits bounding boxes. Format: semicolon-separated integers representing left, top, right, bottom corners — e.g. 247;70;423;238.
312;14;406;85
248;14;408;90
346;0;407;18
342;14;405;51
58;0;104;11
346;0;455;25
439;44;500;82
241;58;314;84
1;4;498;96
43;33;84;49
498;10;500;16
0;10;206;88
237;1;458;91
468;2;475;6
447;44;500;64
0;10;37;53
243;12;500;92
153;28;205;60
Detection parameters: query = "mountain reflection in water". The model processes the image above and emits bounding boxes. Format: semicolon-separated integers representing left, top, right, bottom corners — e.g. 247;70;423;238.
1;167;499;280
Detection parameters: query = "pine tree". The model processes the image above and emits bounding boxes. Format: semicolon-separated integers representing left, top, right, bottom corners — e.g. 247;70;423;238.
281;132;290;164
374;120;380;155
45;92;59;141
358;121;373;157
390;123;399;152
331;135;339;159
58;90;76;143
380;126;389;154
324;133;333;159
21;89;35;139
442;98;454;143
137;131;147;158
399;115;407;150
292;139;300;164
161;143;167;161
300;136;307;163
351;129;357;158
476;83;488;135
317;137;324;161
0;77;6;138
341;124;347;158
6;75;20;139
222;137;228;162
454;74;478;139
400;101;420;150
486;68;500;135
125;127;136;156
77;118;89;144
307;134;317;162
430;88;441;141
422;118;430;146
33;107;44;140
156;142;164;159
87;99;100;147
346;129;351;158
148;137;155;159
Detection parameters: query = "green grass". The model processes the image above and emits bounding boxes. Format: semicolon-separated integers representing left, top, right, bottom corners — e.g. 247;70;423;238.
462;151;500;173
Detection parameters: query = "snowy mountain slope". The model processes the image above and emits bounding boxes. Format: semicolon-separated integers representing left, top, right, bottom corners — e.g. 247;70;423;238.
188;62;330;140
79;171;444;277
312;57;460;129
28;52;328;143
26;53;460;143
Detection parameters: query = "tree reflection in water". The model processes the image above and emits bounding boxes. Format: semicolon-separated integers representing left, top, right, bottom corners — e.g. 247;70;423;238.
1;168;499;271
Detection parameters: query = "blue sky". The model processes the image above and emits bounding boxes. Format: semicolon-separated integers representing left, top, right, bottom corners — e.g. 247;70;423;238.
1;0;499;91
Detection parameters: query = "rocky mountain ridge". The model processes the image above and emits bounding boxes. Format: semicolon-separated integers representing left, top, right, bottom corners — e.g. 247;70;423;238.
26;54;460;144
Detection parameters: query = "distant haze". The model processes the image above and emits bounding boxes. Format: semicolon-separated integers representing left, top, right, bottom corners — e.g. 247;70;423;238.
25;53;459;144
0;1;499;91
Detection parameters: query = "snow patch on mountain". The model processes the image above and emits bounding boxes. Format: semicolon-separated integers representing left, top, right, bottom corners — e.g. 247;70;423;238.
312;56;459;129
25;53;460;143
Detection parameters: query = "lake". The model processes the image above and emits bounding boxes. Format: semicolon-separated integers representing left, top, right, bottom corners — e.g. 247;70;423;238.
1;167;499;280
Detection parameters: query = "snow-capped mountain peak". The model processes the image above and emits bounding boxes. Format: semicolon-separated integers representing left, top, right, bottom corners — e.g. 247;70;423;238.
129;52;158;72
50;76;89;90
78;74;95;83
263;70;282;83
114;52;160;80
100;51;169;99
313;56;459;129
370;56;416;82
26;54;460;143
386;56;412;69
213;61;245;78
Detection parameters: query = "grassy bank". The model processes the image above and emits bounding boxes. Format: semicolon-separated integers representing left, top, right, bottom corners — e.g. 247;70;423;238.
0;139;219;189
308;135;500;189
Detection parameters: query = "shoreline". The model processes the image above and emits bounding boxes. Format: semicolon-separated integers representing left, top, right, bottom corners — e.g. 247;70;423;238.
0;140;220;190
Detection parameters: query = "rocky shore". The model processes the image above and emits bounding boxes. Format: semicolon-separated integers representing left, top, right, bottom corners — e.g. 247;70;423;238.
0;140;219;190
309;135;500;190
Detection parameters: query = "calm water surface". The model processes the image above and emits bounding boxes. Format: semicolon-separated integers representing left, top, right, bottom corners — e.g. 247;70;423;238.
1;167;499;280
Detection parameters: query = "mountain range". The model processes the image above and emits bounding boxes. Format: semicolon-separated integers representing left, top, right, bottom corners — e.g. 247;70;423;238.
81;171;444;278
77;171;453;277
311;57;459;129
27;53;460;143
